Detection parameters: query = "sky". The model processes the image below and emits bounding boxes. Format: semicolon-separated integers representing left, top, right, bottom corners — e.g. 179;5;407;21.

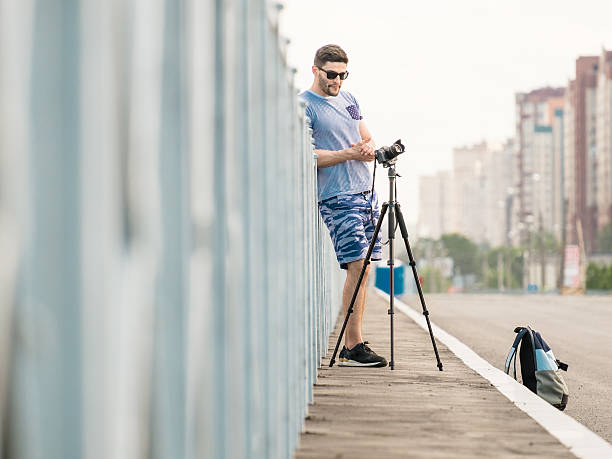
279;0;612;226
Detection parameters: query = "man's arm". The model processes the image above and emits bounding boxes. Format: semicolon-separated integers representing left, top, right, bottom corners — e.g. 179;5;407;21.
359;120;375;152
315;121;375;168
315;140;370;168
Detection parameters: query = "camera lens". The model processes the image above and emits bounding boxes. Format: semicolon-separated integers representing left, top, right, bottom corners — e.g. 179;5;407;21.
375;139;405;166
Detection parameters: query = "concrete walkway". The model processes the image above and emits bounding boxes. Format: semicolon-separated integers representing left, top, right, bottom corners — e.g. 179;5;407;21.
295;289;574;458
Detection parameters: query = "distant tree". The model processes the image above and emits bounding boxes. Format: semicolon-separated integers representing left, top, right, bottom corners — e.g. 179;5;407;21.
586;262;612;290
410;237;436;263
536;229;560;254
409;238;449;292
484;246;524;289
420;266;451;293
596;221;612;253
440;233;481;276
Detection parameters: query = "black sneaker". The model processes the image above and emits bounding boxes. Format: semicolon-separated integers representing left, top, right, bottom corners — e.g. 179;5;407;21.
338;342;387;367
339;346;349;364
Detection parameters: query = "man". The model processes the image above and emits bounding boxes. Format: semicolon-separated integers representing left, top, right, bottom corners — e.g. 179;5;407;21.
300;44;387;368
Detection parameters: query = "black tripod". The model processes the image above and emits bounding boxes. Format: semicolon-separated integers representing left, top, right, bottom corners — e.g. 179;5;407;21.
329;161;443;371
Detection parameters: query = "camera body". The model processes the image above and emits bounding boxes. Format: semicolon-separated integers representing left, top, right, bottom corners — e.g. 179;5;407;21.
374;139;405;166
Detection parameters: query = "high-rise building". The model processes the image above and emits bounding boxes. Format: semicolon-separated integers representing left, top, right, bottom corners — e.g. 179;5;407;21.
416;170;451;240
563;80;576;245
513;87;565;245
552;108;565;242
418;141;514;248
596;49;612;234
452;142;488;243
574;56;599;252
481;140;514;247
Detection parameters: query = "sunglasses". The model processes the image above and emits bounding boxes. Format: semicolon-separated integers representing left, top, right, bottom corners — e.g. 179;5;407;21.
318;67;349;80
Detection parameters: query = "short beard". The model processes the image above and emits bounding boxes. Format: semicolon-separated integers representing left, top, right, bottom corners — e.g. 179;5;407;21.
318;75;339;97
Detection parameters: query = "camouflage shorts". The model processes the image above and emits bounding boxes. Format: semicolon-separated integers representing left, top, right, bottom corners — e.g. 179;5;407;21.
319;191;382;270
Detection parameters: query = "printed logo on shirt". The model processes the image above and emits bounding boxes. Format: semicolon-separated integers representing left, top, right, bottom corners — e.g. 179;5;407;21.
345;105;362;120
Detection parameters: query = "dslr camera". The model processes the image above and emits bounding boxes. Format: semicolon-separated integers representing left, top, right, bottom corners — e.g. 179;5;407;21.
374;139;405;166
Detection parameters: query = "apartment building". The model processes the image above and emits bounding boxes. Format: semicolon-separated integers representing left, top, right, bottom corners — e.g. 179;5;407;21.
574;56;599;252
417;141;514;247
416;170;452;240
451;142;488;243
564;81;576;245
513;87;565;245
483;140;514;247
596;49;612;233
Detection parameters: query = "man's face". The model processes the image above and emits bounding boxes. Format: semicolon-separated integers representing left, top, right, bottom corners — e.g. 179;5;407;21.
313;61;347;97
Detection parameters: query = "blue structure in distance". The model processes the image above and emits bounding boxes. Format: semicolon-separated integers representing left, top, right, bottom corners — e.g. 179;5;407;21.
375;261;405;295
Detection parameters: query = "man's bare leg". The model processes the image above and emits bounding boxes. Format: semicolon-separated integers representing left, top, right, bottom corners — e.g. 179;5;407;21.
342;259;370;350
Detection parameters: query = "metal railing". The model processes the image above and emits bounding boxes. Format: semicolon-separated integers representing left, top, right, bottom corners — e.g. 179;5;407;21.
0;1;342;458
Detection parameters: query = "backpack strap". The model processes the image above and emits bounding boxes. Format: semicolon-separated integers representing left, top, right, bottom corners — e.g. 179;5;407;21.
505;327;529;379
520;327;538;393
504;347;516;377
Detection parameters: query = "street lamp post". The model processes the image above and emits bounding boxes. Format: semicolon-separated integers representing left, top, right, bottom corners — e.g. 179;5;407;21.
525;214;535;290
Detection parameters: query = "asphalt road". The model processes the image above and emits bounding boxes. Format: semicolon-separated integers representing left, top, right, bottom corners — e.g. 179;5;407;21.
400;292;612;444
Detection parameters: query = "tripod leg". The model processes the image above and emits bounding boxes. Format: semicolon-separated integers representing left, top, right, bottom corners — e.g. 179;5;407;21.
329;202;388;367
396;203;443;371
388;202;396;370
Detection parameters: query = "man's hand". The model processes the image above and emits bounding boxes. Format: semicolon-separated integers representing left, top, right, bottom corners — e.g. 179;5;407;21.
348;138;375;162
314;137;376;168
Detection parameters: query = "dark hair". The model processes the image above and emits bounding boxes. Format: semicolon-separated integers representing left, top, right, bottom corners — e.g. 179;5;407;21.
314;44;348;68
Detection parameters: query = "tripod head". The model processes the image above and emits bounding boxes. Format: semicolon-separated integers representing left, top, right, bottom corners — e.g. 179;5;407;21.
384;158;398;168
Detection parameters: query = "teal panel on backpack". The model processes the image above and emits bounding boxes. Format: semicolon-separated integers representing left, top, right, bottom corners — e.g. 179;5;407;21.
536;349;555;371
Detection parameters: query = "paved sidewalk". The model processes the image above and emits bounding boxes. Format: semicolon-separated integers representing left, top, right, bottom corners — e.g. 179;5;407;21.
295;288;574;458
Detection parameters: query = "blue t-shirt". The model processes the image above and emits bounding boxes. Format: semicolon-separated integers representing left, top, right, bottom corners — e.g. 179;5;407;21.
299;89;372;201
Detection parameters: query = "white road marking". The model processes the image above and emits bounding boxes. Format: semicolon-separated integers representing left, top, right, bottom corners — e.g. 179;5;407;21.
376;289;612;459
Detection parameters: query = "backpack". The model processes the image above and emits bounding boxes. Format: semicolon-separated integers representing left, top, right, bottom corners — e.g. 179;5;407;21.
504;326;569;411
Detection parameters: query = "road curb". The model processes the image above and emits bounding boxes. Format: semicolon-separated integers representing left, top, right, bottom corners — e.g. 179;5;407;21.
376;288;612;459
